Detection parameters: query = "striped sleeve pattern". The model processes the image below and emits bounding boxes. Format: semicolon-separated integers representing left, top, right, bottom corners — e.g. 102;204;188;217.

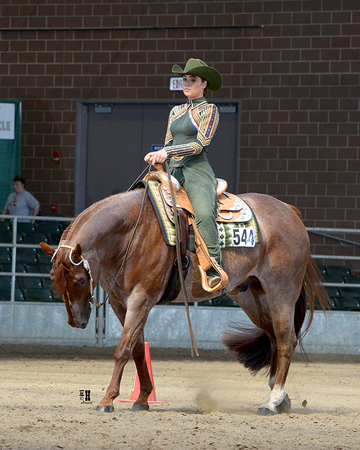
193;103;219;148
165;103;219;158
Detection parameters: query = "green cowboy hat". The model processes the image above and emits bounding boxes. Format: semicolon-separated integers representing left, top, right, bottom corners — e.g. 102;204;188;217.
172;58;222;91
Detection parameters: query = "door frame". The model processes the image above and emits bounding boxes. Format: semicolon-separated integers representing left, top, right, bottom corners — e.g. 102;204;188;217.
75;99;241;216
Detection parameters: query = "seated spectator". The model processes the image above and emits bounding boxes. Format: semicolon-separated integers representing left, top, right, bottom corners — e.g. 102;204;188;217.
2;176;40;223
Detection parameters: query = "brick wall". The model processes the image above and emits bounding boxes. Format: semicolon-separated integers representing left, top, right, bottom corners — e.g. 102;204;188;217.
0;0;359;262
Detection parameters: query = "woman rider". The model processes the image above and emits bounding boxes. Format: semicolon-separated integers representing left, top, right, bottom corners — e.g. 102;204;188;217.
144;58;226;290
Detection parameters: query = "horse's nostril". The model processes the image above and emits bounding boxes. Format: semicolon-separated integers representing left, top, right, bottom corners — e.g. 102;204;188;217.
80;322;87;329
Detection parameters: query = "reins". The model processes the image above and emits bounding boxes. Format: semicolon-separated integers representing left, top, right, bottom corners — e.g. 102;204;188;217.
96;164;152;307
54;163;199;356
164;161;199;357
53;165;152;309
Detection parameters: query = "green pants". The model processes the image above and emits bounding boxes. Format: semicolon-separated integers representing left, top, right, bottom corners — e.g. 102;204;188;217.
170;153;222;268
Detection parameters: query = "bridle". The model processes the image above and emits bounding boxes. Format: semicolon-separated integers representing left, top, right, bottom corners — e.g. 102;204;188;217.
50;166;153;310
51;164;198;356
51;244;99;308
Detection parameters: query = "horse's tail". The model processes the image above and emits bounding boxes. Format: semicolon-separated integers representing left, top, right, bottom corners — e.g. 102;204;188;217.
222;324;272;374
222;255;330;374
298;255;331;339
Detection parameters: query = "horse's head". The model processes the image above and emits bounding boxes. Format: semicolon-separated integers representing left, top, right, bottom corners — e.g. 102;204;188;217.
40;242;97;329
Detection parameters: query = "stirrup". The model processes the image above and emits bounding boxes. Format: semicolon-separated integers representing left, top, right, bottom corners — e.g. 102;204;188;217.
199;264;228;293
207;275;221;288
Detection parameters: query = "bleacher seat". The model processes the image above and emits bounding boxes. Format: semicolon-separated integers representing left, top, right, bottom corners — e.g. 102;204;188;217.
22;288;53;302
317;265;327;275
315;297;335;310
339;287;360;299
39;264;52;273
0;276;11;288
0;221;11;232
36;251;52;264
325;265;351;277
25;264;52;274
16;276;43;290
334;298;360;311
0;263;27;273
0;287;25;302
46;233;62;245
323;274;344;284
0;220;64;303
21;232;48;245
16;222;36;233
16;248;38;264
0;248;11;264
343;276;360;284
0;231;23;243
36;222;63;234
40;278;62;302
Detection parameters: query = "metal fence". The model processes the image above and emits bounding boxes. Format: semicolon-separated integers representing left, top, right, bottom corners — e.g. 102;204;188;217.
1;214;360;354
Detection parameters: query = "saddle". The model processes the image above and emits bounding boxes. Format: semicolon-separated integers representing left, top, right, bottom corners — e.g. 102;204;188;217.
145;165;252;224
144;165;252;293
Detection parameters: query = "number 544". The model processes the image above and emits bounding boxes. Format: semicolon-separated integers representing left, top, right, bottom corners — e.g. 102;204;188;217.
232;228;254;247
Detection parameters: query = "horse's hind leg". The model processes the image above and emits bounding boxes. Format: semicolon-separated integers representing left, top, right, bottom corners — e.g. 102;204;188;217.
231;281;299;415
265;344;292;415
257;291;299;415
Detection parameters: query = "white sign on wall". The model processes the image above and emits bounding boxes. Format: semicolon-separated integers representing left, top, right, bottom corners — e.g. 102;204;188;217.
0;103;15;140
170;77;183;91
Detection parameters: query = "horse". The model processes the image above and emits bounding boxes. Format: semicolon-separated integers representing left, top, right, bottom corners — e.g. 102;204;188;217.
40;186;328;416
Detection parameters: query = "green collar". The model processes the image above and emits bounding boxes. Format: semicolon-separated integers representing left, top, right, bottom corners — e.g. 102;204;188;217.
187;97;207;109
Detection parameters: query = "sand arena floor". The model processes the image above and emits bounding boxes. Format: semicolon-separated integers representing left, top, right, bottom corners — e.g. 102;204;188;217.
0;344;359;450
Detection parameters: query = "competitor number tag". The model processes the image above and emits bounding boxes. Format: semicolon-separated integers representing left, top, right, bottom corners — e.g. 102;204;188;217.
232;227;255;247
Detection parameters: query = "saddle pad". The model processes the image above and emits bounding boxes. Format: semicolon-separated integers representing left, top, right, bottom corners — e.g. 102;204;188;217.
136;180;261;248
138;180;177;246
217;222;259;248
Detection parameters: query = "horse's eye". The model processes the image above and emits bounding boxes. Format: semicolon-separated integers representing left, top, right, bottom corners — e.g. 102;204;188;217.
76;279;86;289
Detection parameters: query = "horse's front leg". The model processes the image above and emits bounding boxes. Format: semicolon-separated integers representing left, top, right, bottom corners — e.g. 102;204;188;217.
131;334;153;411
96;289;151;413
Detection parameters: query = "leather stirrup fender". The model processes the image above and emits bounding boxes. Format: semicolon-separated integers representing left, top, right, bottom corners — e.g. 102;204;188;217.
190;217;228;293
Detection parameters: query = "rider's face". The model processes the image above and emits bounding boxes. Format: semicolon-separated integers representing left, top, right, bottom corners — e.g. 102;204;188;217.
182;75;207;100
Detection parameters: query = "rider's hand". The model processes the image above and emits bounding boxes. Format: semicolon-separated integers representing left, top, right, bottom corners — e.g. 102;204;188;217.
144;148;168;165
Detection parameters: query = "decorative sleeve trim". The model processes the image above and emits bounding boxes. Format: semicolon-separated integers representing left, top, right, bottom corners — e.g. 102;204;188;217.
165;102;219;158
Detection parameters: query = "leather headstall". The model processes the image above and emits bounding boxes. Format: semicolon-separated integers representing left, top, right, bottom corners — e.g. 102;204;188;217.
51;244;98;308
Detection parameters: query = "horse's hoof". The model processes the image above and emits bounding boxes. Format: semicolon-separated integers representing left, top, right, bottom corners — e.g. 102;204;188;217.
96;404;114;413
132;402;150;412
276;393;291;414
257;406;276;416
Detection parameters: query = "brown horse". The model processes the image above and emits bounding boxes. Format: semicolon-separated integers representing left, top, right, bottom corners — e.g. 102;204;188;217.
40;187;327;415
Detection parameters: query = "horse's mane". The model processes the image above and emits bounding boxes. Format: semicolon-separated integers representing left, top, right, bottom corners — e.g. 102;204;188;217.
288;204;302;219
52;262;69;297
53;193;131;296
53;189;145;297
61;193;129;242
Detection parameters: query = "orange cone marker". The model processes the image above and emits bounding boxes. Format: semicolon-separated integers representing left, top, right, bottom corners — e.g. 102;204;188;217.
118;342;167;404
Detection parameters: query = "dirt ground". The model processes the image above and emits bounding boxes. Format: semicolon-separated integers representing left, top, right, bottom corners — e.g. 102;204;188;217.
0;344;359;450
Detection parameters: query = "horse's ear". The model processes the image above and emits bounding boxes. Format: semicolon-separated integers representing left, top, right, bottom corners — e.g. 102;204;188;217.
73;243;83;262
40;242;55;256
